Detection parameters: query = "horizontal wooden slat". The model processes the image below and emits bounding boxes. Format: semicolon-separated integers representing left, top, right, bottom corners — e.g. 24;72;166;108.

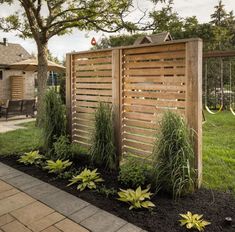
75;107;96;114
124;83;186;91
124;133;155;144
125;51;185;61
124;60;185;68
123;119;158;129
76;95;112;102
123;146;152;157
76;71;111;77
73;113;95;120
123;126;156;137
123;140;154;151
123;112;157;121
76;57;112;65
124;68;185;76
76;64;112;70
124;98;186;108
75;51;111;59
123;43;185;55
75;78;111;83
73;124;93;131
124;90;186;99
73;135;90;144
76;83;112;89
124;76;185;83
75;89;112;96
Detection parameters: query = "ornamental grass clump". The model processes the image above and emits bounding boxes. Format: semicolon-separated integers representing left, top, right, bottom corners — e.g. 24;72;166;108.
89;102;117;170
152;111;196;199
42;89;66;151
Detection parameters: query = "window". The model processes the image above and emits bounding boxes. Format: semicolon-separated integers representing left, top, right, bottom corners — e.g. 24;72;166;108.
0;70;3;80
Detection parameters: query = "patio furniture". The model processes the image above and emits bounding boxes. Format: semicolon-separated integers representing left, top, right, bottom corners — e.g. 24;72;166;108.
0;99;36;120
21;99;36;117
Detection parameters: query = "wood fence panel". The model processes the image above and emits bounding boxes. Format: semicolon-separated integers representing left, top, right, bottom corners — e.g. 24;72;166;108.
71;51;113;147
67;39;202;185
121;43;187;159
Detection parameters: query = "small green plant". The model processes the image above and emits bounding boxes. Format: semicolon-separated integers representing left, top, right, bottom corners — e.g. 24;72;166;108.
118;157;149;188
68;168;103;191
96;185;117;198
179;211;211;231
18;151;43;165
117;186;155;210
45;159;72;174
89;102;117;170
152;111;196;199
52;135;72;160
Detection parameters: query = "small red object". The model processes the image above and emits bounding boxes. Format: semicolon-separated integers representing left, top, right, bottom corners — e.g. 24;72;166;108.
91;37;96;46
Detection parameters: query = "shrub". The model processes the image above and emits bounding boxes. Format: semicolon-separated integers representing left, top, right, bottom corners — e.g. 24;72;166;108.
117;186;155;210
42;89;66;151
45;159;72;174
68;168;103;191
53;135;71;160
89;102;117;170
18;150;43;165
152;111;196;199
118;157;149;188
179;212;211;231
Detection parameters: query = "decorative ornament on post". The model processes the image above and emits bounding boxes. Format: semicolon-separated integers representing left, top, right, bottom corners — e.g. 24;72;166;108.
91;37;96;46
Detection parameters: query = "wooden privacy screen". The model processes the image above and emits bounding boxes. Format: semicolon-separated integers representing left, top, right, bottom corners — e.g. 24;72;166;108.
66;39;202;185
10;76;25;100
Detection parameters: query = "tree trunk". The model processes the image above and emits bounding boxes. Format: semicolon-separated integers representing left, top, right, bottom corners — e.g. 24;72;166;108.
36;42;48;126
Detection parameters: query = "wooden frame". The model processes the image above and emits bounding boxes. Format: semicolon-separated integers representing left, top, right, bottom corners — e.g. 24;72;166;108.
66;38;203;186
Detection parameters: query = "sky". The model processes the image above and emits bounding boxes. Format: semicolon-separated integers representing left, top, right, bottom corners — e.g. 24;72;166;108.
0;0;235;60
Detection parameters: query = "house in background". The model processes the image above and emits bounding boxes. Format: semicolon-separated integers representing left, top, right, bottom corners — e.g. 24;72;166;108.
0;38;35;104
134;32;173;45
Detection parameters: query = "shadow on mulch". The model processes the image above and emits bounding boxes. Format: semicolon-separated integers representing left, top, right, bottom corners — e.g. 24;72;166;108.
0;155;234;232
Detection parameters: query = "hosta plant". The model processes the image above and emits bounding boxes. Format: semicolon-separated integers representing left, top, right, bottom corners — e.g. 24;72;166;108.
117;186;155;210
68;168;103;191
179;211;211;231
45;159;72;174
18;151;43;165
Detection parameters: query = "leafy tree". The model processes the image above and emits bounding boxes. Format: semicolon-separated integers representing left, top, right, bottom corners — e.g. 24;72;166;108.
94;33;146;49
0;0;134;124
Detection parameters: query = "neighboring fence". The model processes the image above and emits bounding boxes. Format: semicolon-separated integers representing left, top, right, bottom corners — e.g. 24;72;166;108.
66;38;202;185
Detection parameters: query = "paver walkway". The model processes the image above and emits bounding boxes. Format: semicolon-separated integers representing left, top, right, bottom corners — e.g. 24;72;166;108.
0;162;146;232
0;116;35;133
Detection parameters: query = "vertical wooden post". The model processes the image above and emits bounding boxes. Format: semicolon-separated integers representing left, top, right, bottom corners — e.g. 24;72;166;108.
112;49;121;165
66;54;72;140
186;39;203;187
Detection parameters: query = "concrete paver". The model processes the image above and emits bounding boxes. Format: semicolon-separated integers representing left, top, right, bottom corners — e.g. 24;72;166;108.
0;192;36;216
55;218;89;232
80;210;127;232
69;204;100;223
0;163;145;232
0;214;14;227
42;190;89;216
11;201;54;225
1;220;31;232
28;212;65;232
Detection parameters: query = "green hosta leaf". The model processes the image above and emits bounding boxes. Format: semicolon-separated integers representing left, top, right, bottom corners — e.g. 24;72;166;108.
117;186;155;210
45;159;72;174
18;151;43;165
68;168;103;191
179;212;211;231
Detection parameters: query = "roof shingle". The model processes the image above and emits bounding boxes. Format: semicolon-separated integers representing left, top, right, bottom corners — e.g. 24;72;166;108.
0;42;31;67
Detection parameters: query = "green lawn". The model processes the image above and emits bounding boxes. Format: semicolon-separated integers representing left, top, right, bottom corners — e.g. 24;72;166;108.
203;111;235;193
0;121;42;156
0;113;234;193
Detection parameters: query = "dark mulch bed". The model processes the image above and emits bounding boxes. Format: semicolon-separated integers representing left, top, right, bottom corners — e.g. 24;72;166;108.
0;155;235;232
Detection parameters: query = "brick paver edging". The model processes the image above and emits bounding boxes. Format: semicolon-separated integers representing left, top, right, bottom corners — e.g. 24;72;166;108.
0;162;147;232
